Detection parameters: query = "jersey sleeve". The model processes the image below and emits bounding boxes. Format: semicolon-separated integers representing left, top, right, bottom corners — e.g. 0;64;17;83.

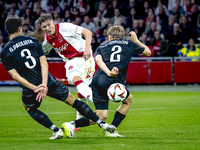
37;40;45;57
131;41;145;54
1;49;14;71
95;47;101;57
42;36;53;54
59;22;83;37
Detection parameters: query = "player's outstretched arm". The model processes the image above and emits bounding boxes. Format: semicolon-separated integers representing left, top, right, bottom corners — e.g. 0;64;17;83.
95;55;118;77
81;28;92;61
39;55;48;88
8;69;38;91
8;69;47;102
34;55;49;102
129;31;151;56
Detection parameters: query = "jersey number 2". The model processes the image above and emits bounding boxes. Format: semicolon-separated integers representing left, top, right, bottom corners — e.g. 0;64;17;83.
21;49;36;69
110;45;121;62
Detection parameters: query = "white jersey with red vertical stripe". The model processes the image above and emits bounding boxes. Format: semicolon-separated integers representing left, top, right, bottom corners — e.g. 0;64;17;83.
43;22;90;62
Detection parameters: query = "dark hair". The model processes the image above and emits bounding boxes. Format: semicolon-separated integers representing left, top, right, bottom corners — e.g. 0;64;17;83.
5;17;23;35
102;1;108;6
38;14;53;25
97;10;103;14
47;0;59;10
189;37;197;43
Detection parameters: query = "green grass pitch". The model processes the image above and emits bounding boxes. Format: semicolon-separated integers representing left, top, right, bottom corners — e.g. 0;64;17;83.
0;91;200;150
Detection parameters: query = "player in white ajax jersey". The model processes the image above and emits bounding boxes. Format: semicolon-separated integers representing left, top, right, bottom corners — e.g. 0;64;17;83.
39;14;95;130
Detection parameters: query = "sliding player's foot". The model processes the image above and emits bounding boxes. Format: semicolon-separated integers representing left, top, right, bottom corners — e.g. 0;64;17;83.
99;122;116;133
105;130;124;137
49;129;64;139
61;122;76;138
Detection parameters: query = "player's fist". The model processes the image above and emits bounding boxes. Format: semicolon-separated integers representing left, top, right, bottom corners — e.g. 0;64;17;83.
109;67;119;77
129;31;138;42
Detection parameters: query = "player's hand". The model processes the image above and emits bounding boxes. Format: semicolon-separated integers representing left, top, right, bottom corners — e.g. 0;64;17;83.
34;84;48;102
83;47;91;61
129;31;138;42
36;91;46;102
34;84;48;94
34;86;47;102
109;67;119;77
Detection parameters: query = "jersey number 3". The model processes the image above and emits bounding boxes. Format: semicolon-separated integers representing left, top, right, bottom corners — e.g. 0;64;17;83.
110;45;121;62
21;49;36;69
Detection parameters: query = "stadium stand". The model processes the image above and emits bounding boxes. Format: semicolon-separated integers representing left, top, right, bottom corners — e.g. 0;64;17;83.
0;0;200;85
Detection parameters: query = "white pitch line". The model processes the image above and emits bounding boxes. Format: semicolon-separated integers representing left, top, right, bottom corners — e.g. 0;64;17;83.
0;107;169;117
0;107;167;117
0;107;199;117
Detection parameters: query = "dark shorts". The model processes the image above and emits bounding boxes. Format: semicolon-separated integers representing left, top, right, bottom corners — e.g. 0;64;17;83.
92;73;130;109
22;78;69;109
94;102;109;110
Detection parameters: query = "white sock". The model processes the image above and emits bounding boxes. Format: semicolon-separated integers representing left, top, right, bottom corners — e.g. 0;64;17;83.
69;121;76;128
50;125;59;132
74;80;93;103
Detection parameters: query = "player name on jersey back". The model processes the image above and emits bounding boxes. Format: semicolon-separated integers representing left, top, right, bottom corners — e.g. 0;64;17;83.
106;40;128;46
9;39;33;52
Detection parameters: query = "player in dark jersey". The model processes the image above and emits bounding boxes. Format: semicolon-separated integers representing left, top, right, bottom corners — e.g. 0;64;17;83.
0;17;116;139
66;25;151;137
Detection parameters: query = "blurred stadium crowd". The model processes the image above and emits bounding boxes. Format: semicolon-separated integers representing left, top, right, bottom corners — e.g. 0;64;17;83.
0;0;200;58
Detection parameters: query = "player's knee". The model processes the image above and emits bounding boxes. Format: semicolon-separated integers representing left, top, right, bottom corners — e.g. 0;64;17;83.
99;114;108;121
96;112;108;121
124;94;133;105
64;92;76;106
72;76;82;83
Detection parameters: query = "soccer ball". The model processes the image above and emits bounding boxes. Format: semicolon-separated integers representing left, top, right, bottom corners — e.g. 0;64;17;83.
107;83;127;102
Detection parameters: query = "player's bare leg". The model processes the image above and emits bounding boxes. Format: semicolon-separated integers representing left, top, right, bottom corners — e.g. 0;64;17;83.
95;110;108;122
116;94;133;115
106;94;133;137
62;92;116;138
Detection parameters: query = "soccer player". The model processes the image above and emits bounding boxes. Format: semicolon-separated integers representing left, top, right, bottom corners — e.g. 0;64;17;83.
64;25;151;137
39;14;95;129
0;17;116;139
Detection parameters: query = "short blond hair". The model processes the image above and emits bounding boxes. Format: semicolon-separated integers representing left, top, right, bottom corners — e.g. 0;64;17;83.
107;25;125;39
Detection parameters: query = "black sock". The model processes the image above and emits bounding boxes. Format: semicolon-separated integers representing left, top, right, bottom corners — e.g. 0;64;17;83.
72;117;90;128
28;108;58;132
72;99;99;122
111;111;126;128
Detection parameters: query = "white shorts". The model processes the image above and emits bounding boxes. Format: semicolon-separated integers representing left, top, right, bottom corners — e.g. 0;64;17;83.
65;57;95;85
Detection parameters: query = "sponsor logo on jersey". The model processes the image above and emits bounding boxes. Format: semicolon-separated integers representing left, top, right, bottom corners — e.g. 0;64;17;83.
54;43;68;52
